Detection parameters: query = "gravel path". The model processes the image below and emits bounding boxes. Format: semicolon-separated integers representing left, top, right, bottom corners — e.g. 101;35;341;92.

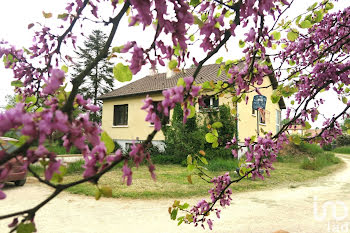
0;154;349;233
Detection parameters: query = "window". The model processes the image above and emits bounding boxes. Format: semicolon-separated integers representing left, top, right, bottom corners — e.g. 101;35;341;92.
150;101;170;125
113;104;128;126
276;110;281;133
252;107;266;124
200;97;219;111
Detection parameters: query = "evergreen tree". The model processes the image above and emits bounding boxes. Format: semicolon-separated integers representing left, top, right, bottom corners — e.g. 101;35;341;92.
73;30;114;122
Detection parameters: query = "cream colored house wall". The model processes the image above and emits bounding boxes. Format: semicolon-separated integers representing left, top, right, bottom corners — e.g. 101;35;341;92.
101;77;282;144
235;78;281;141
101;93;166;142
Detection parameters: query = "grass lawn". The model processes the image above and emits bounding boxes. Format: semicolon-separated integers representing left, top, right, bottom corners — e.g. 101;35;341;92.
333;146;350;154
62;160;343;199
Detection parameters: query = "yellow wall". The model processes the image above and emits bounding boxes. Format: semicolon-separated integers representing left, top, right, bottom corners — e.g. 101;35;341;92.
101;77;281;142
235;78;281;141
101;93;166;141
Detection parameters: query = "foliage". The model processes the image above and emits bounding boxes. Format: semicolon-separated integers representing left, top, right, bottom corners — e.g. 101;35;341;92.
72;29;114;122
335;134;350;147
300;152;341;170
163;103;206;162
0;0;349;231
333;146;350;154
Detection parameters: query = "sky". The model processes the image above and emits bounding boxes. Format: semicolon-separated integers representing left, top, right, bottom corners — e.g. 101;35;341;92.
0;0;349;127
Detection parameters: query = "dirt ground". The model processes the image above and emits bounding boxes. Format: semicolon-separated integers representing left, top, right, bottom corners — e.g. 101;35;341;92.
0;154;350;233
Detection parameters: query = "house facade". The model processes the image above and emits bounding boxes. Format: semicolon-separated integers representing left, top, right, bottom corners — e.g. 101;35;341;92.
98;64;285;150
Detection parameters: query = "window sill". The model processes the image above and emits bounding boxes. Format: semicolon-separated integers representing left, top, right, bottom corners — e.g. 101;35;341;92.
198;107;219;113
259;123;266;126
252;114;256;117
112;125;128;128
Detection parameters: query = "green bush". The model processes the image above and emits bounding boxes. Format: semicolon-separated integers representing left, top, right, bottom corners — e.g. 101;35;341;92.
300;152;341;170
336;135;350;147
151;154;184;164
205;158;239;171
333;146;350;154
298;142;323;155
163;103;238;163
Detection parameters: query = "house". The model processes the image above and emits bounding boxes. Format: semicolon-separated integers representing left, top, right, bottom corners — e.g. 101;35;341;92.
98;64;286;150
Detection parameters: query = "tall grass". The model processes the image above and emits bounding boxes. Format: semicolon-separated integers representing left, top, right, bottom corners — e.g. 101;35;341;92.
205;158;239;171
333;146;350;154
277;142;341;170
301;152;341;170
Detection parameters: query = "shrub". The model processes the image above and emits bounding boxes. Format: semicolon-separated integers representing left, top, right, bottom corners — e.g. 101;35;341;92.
163;104;238;162
205;158;239;171
336;135;350;147
333;146;350;154
300;152;341;170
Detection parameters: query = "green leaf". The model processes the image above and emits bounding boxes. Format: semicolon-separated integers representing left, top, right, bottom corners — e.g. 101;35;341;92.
190;35;195;41
291;135;301;145
11;80;23;87
193;16;204;28
25;96;37;104
205;133;216;143
51;165;67;183
61;65;68;73
187;105;196;119
199;157;208;165
238;40;245;48
187;175;193;184
215;57;223;64
307;2;318;11
101;131;115;154
325;2;334;10
112;45;124;53
212;122;223;129
95;188;101;200
271;31;281;40
271;91;281;104
314;11;323;23
212;129;218;137
113;63;132;82
17;222;36;233
177;78;185;87
202;81;212;89
57;13;68;19
304;121;312;130
190;0;200;7
177;216;185;226
342;97;348;104
171;209;178;220
300;20;312;29
180;203;190;209
217;68;222;77
42;11;52;18
187;154;192;165
187;164;195;172
168;60;178;70
212;141;219;148
287;30;299;42
100;186;113;197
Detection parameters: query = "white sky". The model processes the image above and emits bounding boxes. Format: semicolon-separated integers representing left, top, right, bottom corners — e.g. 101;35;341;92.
0;0;349;127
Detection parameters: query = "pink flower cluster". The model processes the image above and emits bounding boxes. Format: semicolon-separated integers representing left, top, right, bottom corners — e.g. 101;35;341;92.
243;133;289;179
142;76;201;130
186;172;232;230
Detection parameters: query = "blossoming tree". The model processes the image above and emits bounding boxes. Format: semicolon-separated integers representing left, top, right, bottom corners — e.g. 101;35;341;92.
0;0;349;231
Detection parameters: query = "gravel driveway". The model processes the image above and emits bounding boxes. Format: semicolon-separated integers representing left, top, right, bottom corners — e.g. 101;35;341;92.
0;154;349;233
